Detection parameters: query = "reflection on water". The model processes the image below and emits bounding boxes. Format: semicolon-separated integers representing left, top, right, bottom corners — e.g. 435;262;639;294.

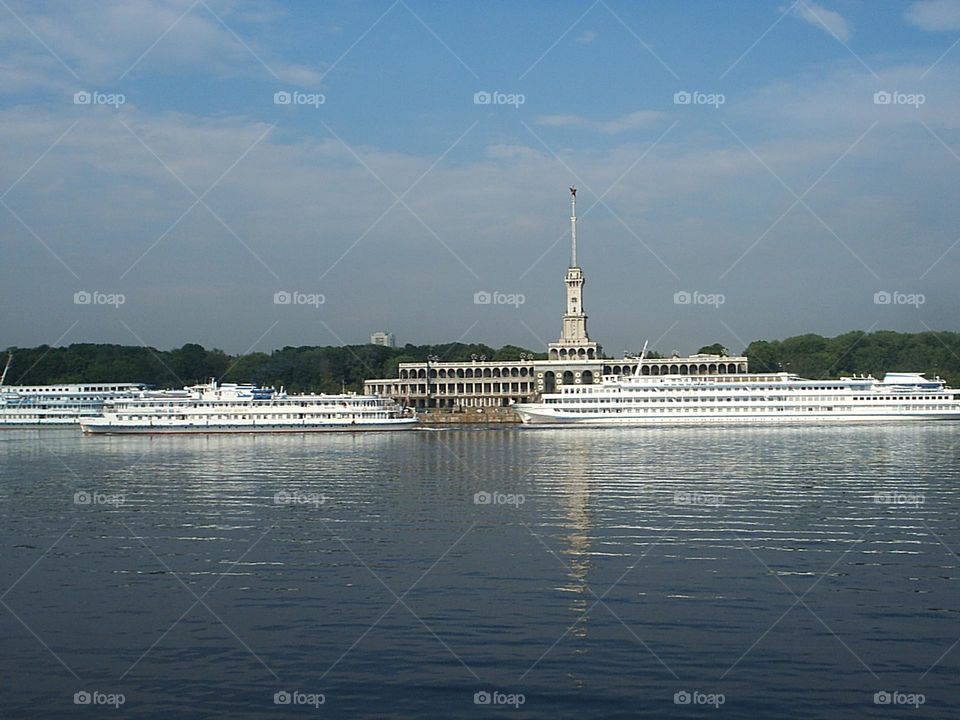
0;424;958;718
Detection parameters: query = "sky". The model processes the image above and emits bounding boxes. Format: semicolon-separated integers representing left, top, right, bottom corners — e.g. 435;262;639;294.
1;0;959;358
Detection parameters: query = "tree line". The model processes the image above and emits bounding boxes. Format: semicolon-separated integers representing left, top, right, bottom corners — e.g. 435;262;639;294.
3;330;960;391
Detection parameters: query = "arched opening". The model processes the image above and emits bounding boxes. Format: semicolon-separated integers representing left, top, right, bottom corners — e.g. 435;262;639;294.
709;364;717;373
680;364;689;375
562;370;574;385
417;369;426;379
698;364;708;374
456;369;465;378
642;365;651;376
544;371;556;394
670;364;679;375
582;370;594;385
483;368;492;378
652;365;660;375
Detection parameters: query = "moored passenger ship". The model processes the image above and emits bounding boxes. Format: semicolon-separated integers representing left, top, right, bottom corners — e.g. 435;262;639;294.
80;381;417;434
513;371;960;426
0;383;146;427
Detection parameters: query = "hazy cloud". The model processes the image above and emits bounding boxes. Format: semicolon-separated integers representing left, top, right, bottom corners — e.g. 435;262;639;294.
535;110;662;134
905;0;960;31
789;2;852;41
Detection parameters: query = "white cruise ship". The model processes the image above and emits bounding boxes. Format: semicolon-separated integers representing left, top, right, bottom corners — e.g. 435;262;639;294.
513;370;960;426
79;380;417;434
0;382;147;427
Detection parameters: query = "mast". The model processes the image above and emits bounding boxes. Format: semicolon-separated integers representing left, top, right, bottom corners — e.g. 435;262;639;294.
0;353;11;386
569;186;577;267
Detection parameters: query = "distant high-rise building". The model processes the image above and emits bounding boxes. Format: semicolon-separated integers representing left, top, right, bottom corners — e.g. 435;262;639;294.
370;331;396;348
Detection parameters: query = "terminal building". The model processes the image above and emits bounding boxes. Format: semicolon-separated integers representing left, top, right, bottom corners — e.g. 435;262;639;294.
364;187;747;409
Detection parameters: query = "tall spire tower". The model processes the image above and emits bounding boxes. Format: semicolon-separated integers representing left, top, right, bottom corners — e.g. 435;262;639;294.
548;186;601;361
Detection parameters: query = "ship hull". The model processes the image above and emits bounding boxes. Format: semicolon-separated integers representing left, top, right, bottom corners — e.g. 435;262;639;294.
514;408;960;426
80;419;419;434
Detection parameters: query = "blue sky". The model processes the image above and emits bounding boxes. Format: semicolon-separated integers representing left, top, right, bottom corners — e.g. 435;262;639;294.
2;0;960;357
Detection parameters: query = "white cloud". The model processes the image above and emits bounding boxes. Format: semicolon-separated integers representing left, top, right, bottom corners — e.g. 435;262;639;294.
789;2;852;41
535;110;662;134
905;0;960;31
575;30;598;45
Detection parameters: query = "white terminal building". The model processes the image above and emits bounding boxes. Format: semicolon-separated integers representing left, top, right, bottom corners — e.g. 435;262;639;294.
364;187;747;409
370;331;396;348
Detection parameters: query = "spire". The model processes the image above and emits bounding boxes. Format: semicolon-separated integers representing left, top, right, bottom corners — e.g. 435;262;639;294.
569;185;577;267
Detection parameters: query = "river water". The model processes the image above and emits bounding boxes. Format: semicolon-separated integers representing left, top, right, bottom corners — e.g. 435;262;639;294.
0;424;957;718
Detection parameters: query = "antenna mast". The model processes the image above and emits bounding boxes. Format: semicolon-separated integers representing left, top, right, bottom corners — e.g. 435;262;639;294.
569;186;578;267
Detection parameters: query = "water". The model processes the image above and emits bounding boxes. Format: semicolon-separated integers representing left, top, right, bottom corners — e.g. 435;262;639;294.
0;425;958;719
